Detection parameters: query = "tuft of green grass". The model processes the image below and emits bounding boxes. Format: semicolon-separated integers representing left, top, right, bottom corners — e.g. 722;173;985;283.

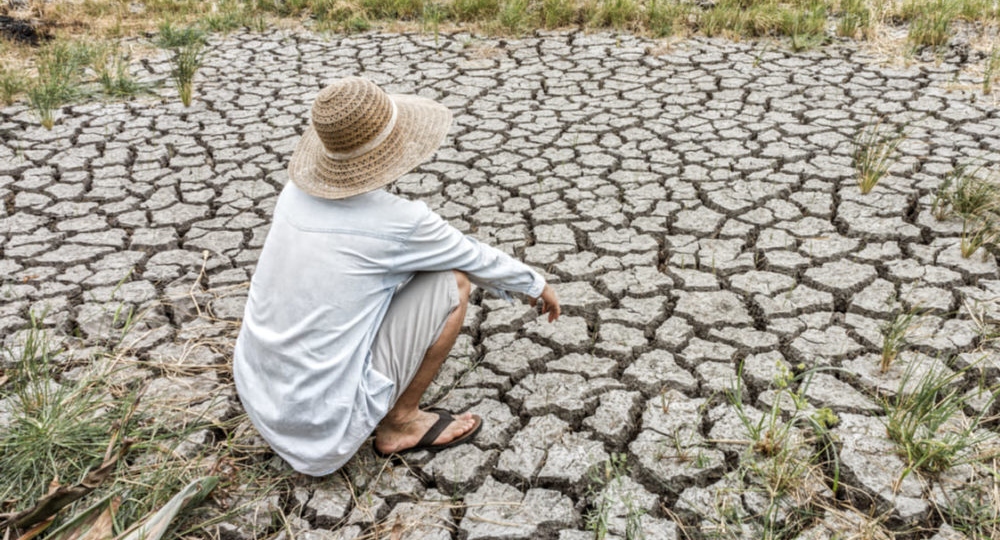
837;0;870;38
950;168;998;219
880;307;921;373
930;165;1000;258
961;216;999;259
95;43;146;98
170;43;204;107
345;15;374;32
882;362;998;484
933;164;999;220
725;362;841;535
26;40;98;128
585;453;644;540
252;13;269;31
422;2;446;44
453;0;501;21
497;0;534;33
0;306;288;538
308;0;372;33
699;0;828;41
0;314;139;507
200;0;259;32
646;0;687;37
27;83;59;129
700;0;767;38
592;0;641;29
36;40;101;86
362;0;425;19
947;474;1000;540
0;68;28;105
250;0;306;16
201;11;244;32
955;0;998;20
541;0;577;28
932;168;959;221
903;0;958;50
780;0;827;51
5;38;147;110
156;20;207;49
853;118;905;195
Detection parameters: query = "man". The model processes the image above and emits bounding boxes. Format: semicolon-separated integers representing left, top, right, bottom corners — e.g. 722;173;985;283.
233;77;560;476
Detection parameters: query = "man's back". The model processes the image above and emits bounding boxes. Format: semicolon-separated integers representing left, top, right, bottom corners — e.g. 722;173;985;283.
235;182;543;475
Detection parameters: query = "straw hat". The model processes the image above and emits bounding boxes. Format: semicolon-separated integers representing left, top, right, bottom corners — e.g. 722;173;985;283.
288;77;452;200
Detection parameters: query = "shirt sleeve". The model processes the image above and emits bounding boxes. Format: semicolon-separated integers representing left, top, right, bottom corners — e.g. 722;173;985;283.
393;204;546;300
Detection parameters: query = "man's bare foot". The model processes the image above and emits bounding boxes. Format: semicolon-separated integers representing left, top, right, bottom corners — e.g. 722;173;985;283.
374;410;478;455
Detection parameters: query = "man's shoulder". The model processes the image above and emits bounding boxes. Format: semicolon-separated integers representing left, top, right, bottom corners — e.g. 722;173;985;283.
279;185;432;229
370;189;429;210
366;190;436;223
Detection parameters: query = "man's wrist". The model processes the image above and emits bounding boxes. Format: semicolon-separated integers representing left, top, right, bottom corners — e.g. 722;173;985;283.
527;274;546;299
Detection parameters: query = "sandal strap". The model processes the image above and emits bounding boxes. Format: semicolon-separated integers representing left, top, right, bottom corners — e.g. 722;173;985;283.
415;410;454;449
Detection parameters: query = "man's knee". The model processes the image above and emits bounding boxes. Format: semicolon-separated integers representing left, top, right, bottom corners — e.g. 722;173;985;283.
452;271;471;304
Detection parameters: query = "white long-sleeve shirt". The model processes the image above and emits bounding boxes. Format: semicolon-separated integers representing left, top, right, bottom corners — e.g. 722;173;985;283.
233;182;545;476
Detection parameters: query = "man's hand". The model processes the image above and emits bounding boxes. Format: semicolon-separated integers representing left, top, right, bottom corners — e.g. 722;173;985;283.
529;284;561;323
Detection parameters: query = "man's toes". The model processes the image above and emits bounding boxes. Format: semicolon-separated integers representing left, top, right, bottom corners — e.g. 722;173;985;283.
456;415;476;435
442;414;475;442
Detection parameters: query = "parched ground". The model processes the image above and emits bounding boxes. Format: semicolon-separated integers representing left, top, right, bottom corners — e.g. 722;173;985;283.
2;29;1000;540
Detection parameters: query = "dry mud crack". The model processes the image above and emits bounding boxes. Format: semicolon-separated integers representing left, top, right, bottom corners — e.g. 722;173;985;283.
2;30;1000;540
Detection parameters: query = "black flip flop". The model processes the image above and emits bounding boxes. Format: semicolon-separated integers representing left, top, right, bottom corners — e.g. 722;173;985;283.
373;410;483;458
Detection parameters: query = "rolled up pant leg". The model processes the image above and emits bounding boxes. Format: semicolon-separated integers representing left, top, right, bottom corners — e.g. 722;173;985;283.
369;271;460;407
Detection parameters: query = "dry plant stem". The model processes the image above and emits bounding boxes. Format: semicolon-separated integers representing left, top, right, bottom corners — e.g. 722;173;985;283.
188;250;210;318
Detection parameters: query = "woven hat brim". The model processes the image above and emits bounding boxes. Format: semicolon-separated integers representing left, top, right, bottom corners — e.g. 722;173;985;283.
288;94;453;200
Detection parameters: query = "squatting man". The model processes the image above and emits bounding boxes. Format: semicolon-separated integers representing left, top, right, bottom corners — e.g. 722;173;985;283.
234;76;561;475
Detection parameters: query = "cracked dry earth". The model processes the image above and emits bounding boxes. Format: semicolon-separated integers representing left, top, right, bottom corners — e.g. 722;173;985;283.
2;29;1000;540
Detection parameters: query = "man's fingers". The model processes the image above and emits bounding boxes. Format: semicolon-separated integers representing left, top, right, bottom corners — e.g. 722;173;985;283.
542;301;559;322
530;285;560;322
